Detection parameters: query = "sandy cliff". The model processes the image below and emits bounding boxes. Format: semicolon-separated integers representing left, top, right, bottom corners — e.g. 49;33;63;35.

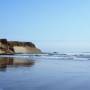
0;39;41;54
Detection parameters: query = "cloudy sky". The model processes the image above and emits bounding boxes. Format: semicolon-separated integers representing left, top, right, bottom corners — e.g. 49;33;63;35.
0;0;90;52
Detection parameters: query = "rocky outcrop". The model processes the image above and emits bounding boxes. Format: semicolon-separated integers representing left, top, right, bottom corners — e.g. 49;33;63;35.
0;39;41;54
0;39;14;54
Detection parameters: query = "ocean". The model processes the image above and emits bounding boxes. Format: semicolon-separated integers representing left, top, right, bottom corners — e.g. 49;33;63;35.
0;53;90;90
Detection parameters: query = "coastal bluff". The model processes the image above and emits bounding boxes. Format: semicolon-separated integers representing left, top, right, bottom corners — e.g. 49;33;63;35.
0;39;41;54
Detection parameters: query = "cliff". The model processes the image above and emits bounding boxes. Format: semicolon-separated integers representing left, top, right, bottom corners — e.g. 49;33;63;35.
0;39;42;54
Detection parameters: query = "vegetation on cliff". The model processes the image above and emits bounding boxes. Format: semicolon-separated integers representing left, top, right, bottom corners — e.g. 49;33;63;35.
9;41;36;47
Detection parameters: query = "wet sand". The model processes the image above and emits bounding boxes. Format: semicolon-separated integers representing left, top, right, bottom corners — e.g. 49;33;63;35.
0;54;90;90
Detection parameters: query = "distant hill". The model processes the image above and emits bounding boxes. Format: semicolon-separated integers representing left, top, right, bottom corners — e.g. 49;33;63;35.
0;39;42;54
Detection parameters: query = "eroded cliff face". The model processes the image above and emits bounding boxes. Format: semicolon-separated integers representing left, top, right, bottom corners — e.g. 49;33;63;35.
0;39;41;54
0;39;14;54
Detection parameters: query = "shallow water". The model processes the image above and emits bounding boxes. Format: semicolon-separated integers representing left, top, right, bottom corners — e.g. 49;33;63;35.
0;54;90;90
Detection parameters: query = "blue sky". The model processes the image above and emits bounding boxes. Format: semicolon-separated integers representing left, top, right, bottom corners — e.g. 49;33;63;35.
0;0;90;52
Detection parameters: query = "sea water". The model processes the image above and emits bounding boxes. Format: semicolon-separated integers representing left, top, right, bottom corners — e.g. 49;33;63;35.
0;53;90;90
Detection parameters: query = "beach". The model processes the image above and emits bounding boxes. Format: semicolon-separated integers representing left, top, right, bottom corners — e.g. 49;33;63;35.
0;53;90;90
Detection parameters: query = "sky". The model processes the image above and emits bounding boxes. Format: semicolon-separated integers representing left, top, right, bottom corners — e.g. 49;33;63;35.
0;0;90;52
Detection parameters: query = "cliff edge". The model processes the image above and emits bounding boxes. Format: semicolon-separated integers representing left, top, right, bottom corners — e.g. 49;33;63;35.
0;39;42;54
